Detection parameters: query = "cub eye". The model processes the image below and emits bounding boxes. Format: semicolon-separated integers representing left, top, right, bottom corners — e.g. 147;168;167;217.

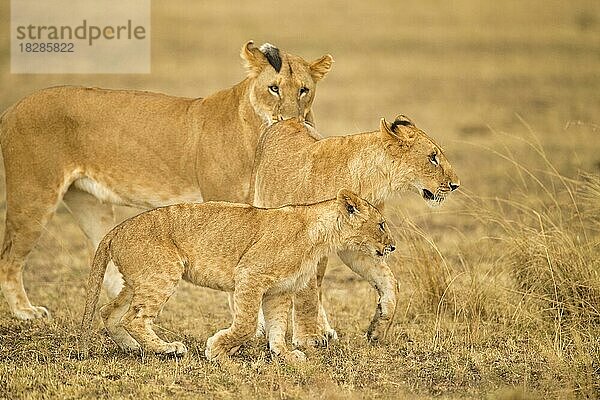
299;87;309;96
429;153;439;166
268;85;279;94
378;221;386;231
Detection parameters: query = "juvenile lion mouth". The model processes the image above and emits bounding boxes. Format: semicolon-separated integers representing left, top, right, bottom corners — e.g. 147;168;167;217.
422;189;435;201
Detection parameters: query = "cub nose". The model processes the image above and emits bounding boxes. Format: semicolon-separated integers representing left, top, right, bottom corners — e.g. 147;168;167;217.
449;182;460;191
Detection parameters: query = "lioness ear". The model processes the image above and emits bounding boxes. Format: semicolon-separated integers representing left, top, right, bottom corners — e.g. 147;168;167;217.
310;54;334;81
240;41;267;77
336;189;364;218
380;117;417;146
392;114;414;127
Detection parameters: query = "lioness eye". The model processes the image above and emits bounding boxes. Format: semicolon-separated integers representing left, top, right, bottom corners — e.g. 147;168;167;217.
429;153;439;166
268;85;279;94
379;221;385;231
299;87;309;96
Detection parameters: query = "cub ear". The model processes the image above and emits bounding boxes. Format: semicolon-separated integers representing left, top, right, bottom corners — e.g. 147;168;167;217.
380;116;417;146
310;54;334;81
336;189;364;218
240;40;267;77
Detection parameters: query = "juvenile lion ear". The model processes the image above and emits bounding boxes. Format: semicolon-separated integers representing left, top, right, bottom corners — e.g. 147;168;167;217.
336;189;364;217
380;117;417;146
309;54;334;81
240;41;267;77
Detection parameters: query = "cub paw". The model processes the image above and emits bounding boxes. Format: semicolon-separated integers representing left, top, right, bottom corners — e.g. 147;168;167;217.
161;341;187;356
205;334;228;362
324;328;338;342
366;317;392;343
117;337;142;353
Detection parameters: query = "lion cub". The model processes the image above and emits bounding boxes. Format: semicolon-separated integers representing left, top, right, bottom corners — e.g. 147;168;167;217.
81;189;394;362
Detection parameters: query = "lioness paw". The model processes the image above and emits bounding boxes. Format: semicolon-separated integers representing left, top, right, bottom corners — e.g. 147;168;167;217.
282;349;307;364
14;305;50;320
160;341;187;356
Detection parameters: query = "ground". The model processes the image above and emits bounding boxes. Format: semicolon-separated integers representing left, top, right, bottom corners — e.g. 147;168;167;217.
0;1;599;399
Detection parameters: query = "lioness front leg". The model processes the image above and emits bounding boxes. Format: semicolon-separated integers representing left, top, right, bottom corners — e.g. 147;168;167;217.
338;249;398;342
205;280;264;362
262;292;306;363
292;273;330;348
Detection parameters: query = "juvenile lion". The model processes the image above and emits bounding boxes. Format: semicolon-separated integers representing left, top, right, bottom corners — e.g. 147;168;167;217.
81;190;395;362
0;41;333;320
251;116;460;346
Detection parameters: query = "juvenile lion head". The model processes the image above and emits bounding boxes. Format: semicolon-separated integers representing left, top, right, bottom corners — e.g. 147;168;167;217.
336;189;395;259
241;41;333;125
380;115;460;207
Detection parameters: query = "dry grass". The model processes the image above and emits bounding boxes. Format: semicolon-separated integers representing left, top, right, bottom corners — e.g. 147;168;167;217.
0;0;599;399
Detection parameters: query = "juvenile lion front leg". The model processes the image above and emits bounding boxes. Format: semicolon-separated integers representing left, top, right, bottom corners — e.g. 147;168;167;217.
263;293;306;363
205;280;264;362
338;249;398;342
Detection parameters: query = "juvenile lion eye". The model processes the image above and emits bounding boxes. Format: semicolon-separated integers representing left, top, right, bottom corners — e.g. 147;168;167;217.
299;87;309;96
268;85;279;94
429;153;439;166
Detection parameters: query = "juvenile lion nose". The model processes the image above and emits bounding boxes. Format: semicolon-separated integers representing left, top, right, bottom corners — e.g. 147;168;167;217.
449;182;460;191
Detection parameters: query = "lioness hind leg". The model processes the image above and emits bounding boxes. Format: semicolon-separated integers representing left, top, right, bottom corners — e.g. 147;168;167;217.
100;286;140;352
0;172;72;320
63;188;143;299
121;270;186;356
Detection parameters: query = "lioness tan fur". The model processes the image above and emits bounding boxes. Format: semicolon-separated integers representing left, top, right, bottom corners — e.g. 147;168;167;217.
251;116;460;346
0;41;333;320
81;190;395;362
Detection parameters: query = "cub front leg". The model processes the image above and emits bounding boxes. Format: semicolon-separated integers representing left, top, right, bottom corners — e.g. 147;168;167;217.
205;278;264;362
338;249;398;342
262;292;306;363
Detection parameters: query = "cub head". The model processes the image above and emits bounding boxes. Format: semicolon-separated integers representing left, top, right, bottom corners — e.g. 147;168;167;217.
336;189;395;259
380;115;460;207
241;40;333;125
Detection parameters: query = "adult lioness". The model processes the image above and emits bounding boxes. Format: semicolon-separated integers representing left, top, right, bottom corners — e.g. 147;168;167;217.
81;190;395;362
0;41;333;320
251;116;460;346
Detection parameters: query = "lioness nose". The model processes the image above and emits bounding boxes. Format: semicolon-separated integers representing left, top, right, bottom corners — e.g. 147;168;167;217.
388;244;396;252
449;182;460;191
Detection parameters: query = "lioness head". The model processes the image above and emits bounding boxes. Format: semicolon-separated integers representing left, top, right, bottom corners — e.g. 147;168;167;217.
336;189;395;259
380;115;460;207
241;41;333;125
